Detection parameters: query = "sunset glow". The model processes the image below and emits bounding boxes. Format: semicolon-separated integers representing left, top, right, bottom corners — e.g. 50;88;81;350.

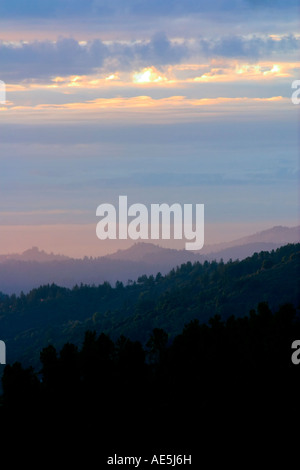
0;0;299;257
133;67;167;84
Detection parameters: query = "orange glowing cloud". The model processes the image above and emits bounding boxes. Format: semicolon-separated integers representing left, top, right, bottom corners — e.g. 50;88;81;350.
2;59;297;99
193;61;294;82
0;95;287;119
132;67;169;84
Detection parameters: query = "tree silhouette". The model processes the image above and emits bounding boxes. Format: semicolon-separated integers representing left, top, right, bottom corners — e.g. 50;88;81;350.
2;361;40;410
146;327;168;365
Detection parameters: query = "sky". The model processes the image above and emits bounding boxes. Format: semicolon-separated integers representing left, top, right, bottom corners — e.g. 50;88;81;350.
0;0;299;257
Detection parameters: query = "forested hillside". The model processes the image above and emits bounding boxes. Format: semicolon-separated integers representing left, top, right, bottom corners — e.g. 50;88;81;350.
1;301;299;460
0;243;299;462
0;243;299;373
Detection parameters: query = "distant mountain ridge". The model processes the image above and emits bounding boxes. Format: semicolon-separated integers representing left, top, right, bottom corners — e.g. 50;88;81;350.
0;246;69;263
103;224;300;263
200;225;300;254
0;225;299;295
1;225;298;263
105;242;200;264
0;243;299;376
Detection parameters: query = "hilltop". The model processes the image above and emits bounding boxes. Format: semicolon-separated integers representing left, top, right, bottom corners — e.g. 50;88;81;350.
0;242;299;374
0;224;298;295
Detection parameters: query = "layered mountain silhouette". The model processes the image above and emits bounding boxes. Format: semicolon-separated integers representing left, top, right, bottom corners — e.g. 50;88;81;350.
1;243;299;457
0;246;69;263
0;225;298;295
201;224;300;254
0;242;299;377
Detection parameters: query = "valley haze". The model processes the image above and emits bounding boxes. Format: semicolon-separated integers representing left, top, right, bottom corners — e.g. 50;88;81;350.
0;225;298;295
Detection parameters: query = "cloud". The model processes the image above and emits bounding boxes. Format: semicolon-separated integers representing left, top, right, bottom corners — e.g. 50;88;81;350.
0;0;107;18
245;0;299;9
200;34;300;60
104;32;189;72
0;0;297;19
132;32;188;67
1;33;298;83
1;0;297;47
0;34;189;82
0;97;293;146
0;38;107;81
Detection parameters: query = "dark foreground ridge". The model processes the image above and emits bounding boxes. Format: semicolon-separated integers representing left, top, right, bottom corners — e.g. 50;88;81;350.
1;304;300;463
0;243;299;371
0;243;299;464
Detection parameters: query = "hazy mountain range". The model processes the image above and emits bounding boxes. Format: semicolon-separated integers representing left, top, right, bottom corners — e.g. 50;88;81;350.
0;225;298;295
0;242;299;377
0;246;69;263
